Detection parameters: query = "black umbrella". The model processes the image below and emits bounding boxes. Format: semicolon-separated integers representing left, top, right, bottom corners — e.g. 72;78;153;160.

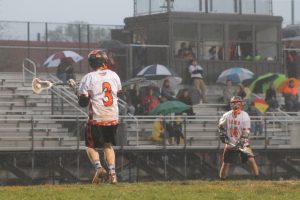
99;40;125;50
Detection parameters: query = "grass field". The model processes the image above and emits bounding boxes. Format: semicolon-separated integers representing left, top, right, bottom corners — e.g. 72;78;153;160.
0;180;299;200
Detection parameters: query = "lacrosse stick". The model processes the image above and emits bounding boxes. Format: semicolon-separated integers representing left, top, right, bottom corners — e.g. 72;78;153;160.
226;141;254;157
218;126;254;157
32;78;77;94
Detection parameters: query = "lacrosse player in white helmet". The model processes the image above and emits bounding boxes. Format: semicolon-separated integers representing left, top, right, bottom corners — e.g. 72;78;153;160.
218;96;259;180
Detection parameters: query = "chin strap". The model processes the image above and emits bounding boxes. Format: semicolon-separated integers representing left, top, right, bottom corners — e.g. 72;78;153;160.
232;109;242;116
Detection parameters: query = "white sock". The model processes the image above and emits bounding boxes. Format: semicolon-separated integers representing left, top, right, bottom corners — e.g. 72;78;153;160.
94;160;102;170
108;164;115;174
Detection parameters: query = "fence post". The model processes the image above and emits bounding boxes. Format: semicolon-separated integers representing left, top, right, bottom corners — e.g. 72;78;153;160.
51;91;54;115
76;115;80;151
60;90;64;115
31;116;34;151
264;117;268;149
183;114;187;148
27;22;30;59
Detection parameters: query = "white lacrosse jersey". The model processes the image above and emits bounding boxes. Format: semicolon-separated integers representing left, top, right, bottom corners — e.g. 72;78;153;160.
78;69;121;125
218;110;251;146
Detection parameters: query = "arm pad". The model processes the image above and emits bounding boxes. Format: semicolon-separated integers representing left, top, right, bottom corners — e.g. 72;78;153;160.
78;95;90;107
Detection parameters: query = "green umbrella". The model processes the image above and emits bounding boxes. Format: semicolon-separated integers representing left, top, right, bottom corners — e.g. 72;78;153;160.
150;100;191;115
249;73;287;93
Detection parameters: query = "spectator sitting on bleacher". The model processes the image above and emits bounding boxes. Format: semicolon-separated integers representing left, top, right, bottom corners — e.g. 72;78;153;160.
165;116;184;145
118;87;135;115
141;86;161;115
265;83;279;111
282;79;300;112
222;80;234;110
223;80;234;103
235;83;251;104
161;78;175;101
247;102;263;136
149;116;164;143
128;84;142;115
177;88;195;116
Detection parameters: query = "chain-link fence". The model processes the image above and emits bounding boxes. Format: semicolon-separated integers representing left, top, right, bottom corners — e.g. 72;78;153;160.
0;21;124;74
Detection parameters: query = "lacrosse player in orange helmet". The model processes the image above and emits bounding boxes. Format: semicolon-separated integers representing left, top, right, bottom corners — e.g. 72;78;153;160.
69;49;121;184
218;96;259;180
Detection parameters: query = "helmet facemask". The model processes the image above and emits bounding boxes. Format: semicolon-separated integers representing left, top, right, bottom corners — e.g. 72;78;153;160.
230;96;244;114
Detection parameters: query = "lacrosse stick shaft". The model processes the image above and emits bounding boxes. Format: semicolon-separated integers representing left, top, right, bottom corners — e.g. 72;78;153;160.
32;78;78;94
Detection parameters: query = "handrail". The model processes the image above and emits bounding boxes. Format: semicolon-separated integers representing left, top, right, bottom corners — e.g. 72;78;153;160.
22;58;36;84
47;73;88;116
1;114;300;150
50;87;88;117
124;113;140;146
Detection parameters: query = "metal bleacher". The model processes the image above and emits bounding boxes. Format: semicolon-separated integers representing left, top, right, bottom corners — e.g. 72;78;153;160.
0;72;87;151
121;85;300;150
1;66;300;152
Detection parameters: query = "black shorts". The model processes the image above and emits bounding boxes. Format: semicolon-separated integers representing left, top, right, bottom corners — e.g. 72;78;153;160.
223;148;249;164
85;124;118;148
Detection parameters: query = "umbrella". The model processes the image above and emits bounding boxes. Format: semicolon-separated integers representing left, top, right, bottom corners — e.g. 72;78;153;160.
43;51;83;68
251;98;269;113
217;67;254;84
249;73;287;93
122;77;158;88
99;40;125;50
157;76;182;88
137;64;174;80
277;78;300;93
150;100;191;115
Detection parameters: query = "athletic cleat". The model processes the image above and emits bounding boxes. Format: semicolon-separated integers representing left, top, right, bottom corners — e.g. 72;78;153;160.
92;167;107;184
108;173;117;184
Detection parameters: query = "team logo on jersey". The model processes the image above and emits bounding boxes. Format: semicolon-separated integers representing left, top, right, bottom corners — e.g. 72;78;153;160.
229;119;240;126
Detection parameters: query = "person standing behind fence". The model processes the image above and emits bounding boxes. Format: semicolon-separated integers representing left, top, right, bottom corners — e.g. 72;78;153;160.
56;60;68;83
68;48;121;184
286;42;298;78
188;59;207;103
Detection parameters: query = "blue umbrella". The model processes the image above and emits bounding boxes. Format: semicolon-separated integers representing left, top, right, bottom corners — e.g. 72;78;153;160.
217;67;254;84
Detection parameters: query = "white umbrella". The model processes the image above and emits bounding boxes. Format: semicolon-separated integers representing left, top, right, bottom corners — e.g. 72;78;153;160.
158;76;182;88
43;50;83;68
137;64;174;80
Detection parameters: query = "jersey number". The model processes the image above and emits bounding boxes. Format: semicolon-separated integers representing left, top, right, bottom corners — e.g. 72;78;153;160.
229;127;238;138
102;82;113;107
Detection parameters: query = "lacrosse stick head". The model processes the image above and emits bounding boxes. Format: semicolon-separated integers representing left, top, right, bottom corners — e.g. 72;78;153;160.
32;78;53;94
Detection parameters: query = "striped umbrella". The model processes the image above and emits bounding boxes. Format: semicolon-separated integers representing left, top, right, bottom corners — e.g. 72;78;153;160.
43;51;83;68
137;64;174;80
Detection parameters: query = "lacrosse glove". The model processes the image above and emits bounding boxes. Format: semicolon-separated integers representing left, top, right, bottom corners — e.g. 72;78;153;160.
218;125;228;144
67;79;77;88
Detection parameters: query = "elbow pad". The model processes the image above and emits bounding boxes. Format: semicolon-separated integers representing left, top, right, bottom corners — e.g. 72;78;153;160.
78;95;90;107
241;129;250;139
